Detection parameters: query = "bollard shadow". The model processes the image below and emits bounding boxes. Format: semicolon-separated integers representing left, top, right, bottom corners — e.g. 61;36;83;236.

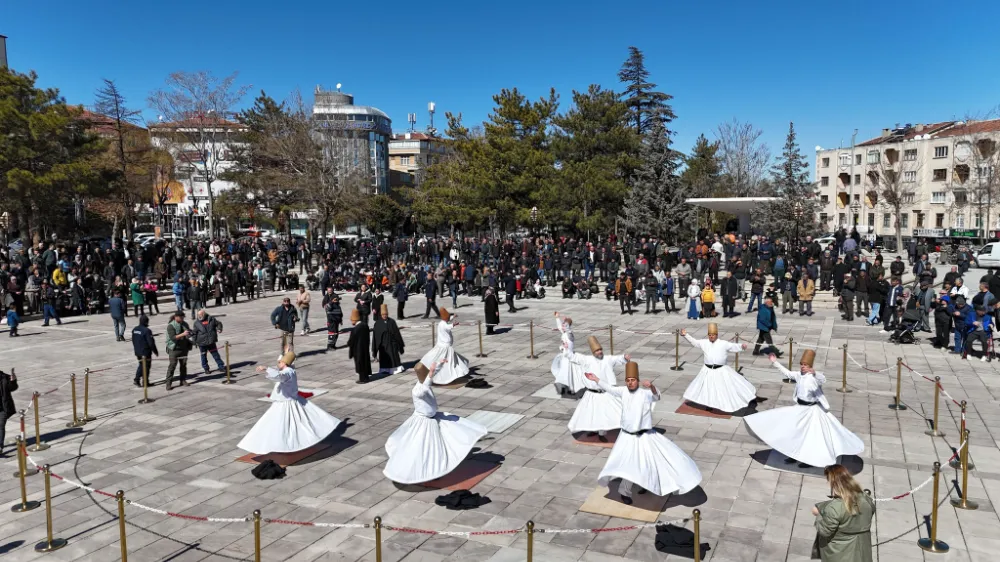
24;427;85;448
0;541;24;554
489;327;512;335
161;543;204;561
229;360;257;370
6;332;41;338
297;348;327;359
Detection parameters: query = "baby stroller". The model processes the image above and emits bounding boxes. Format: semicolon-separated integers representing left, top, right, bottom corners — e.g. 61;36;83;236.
889;308;920;344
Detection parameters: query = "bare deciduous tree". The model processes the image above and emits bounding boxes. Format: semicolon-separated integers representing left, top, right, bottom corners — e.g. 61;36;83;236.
714;118;770;197
945;116;1000;237
870;145;920;253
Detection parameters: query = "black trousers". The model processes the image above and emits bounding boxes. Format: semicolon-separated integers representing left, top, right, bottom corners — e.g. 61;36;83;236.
166;352;188;386
424;299;440;318
506;293;515;312
723;297;735;316
397;302;405;320
134;356;151;385
663;294;676;311
619;294;631;313
646;294;656;313
327;319;341;348
753;330;774;354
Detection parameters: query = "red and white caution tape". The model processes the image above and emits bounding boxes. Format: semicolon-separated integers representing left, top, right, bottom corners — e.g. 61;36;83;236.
846;353;892;373
871;439;965;503
537;517;688;534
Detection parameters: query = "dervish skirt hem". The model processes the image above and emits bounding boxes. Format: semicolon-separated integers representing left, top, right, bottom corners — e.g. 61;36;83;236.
383;412;488;484
551;354;588;393
743;404;865;467
682;365;757;412
421;345;470;384
597;431;702;497
237;398;342;454
567;391;623;433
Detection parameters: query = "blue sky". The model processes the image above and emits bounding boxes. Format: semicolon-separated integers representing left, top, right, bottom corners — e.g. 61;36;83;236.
5;0;1000;175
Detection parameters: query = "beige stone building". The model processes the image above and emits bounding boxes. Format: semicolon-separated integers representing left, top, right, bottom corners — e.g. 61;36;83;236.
388;132;450;187
814;120;1000;241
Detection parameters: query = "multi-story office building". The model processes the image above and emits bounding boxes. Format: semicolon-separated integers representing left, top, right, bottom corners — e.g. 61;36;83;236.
312;86;391;194
815;120;1000;241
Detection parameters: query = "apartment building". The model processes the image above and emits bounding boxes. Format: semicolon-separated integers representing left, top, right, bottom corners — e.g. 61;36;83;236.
815;119;1000;241
388;132;450;185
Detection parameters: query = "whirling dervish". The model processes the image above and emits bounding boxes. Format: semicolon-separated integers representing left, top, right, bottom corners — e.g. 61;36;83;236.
551;312;587;395
237;350;342;454
383;361;488;484
589;362;702;504
681;324;757;413
419;308;470;384
567;336;627;441
743;350;865;468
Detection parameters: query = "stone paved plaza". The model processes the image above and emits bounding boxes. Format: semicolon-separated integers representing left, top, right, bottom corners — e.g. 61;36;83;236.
1;285;1000;562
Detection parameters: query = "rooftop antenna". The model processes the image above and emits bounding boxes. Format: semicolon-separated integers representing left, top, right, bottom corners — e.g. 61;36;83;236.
427;102;437;137
336;83;342;92
407;113;417;133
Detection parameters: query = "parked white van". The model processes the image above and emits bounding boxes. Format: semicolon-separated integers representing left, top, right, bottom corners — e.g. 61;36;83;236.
975;243;1000;268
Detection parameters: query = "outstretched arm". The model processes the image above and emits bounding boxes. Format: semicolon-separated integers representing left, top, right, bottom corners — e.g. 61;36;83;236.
265;367;290;382
768;354;798;381
586;372;623;397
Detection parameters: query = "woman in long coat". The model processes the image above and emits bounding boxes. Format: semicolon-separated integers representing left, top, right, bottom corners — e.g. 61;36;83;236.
484;287;500;335
813;464;874;561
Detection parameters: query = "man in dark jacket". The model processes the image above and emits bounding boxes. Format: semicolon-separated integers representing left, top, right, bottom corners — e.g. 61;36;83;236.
372;304;405;374
110;290;127;342
0;369;18;456
392;280;407;320
347;309;372;383
644;271;658;314
131;314;158;387
270;297;299;351
753;297;780;356
165;311;191;390
840;273;856;321
422;276;440;319
503;272;517;313
192;309;225;375
324;289;344;349
721;270;739;318
484;286;500;335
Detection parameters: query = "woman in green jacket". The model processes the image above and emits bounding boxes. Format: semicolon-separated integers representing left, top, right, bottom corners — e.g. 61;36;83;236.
813;464;875;562
129;278;145;317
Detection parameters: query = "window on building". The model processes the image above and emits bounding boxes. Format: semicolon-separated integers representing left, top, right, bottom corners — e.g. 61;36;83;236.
976;214;983;228
901;214;909;228
931;191;946;204
936;213;944;228
867;150;880;164
932;169;947;181
883;214;891;228
955;164;970;184
901;192;915;204
978;164;994;180
856;154;863;165
916;213;924;227
839;213;847;225
934;146;948;158
853;193;860;202
820;176;829;187
839;173;850;186
955;213;966;228
904;149;918;161
854;174;861;185
954;191;968;205
904;171;917;183
819;213;828;224
886;149;899;164
820;195;829;204
839;154;851;167
822;157;830;168
399;156;411;165
868;213;875;227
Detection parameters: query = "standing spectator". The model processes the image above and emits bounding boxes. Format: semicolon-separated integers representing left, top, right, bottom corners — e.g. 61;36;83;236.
131;315;158;387
700;280;716;318
144;278;159;315
686;278;701;319
323;290;343;349
720;270;738;317
109;290;127;342
392;279;407;320
6;305;19;338
616;272;633;315
484;286;500;335
0;368;18;457
40;281;61;326
165;311;192;390
747;268;764;312
854;270;870;318
812;465;874;562
797;274;815;316
355;283;373;324
270;297;300;351
172;277;185;311
422;277;441;319
663;271;677;313
191;309;226;374
188;279;204;316
295;285;311;336
129;277;145;316
840;273;855;322
753;297;780;356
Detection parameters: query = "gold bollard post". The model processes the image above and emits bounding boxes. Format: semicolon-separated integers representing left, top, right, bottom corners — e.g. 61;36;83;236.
950;401;973;469
31;392;49;451
65;374;85;428
253;510;261;562
670;331;683;370
889;357;907;411
836;343;852;393
526;520;534;561
281;332;287;354
526;320;538;359
917;462;949;553
609;325;615;355
925;376;945;437
374;516;382;562
34;465;68;552
81;368;96;423
734;333;740;372
12;427;35;479
10;437;40;512
475;321;487;358
693;509;702;562
116;491;128;561
137;358;155;405
222;341;233;384
783;338;795;383
951;429;978;510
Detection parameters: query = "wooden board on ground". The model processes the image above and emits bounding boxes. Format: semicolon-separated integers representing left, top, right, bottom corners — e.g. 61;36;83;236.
579;485;669;523
675;402;732;420
419;458;500;491
236;442;332;467
255;389;329;403
573;429;618;448
466;411;525;434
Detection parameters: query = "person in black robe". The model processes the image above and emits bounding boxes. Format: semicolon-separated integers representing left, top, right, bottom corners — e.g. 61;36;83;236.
484;287;500;335
324;289;344;349
347;308;372;384
371;304;405;374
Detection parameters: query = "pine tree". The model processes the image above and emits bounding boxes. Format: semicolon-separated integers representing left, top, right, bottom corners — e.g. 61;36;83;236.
622;118;689;242
618;46;676;136
681;134;722;197
759;122;817;242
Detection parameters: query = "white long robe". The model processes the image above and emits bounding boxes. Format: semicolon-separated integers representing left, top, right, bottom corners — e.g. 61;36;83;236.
743;363;864;467
596;381;702;497
421;320;470;384
551;318;587;393
567;353;625;433
681;334;757;413
383;375;488;484
237;366;342;454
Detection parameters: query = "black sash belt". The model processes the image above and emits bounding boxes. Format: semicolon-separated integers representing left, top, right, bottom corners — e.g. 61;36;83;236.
797;398;818;406
585;388;605;394
621;428;650;436
705;364;722;369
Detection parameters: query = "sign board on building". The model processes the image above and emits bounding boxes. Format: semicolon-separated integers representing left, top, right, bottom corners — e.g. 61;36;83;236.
913;228;945;238
946;229;981;238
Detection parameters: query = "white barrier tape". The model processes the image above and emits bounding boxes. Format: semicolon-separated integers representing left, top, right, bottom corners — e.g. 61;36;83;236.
871;440;966;503
846;353;893;373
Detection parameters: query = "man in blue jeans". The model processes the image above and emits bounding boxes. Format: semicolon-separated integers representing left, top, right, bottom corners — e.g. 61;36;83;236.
192;309;226;374
109;290;127;342
747;269;765;313
40;281;62;326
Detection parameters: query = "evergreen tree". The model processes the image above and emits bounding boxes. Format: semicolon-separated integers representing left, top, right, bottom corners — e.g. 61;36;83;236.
618;46;676;136
680;134;723;232
622;118;689;242
759;122;817;241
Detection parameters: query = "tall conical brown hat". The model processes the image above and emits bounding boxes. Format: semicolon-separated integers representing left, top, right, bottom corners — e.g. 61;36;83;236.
440;307;450;322
707;322;719;335
350;309;361;323
800;349;816;368
587;336;602;354
380;303;388;316
414;362;430;382
624;361;639;380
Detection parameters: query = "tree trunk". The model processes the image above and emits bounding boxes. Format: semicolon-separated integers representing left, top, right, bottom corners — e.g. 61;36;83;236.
894;205;903;256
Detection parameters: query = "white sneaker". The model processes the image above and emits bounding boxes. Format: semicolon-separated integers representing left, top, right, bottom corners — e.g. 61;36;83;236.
981;355;987;362
878;330;888;334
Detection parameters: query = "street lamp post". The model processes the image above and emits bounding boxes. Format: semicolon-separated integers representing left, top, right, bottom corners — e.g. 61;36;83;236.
530;206;538;237
848;129;858;227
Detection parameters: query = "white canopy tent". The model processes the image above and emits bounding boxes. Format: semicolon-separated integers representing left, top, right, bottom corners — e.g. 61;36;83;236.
685;197;779;234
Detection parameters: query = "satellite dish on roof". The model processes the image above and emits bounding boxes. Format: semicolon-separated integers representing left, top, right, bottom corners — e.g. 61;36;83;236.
336;83;342;91
815;145;822;151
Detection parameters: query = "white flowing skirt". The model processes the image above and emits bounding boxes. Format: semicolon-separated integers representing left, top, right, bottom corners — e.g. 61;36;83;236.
567;390;623;433
421;344;470;384
683;365;757;413
551;354;588;393
237;398;342;454
744;404;865;468
598;431;702;497
383;412;488;484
